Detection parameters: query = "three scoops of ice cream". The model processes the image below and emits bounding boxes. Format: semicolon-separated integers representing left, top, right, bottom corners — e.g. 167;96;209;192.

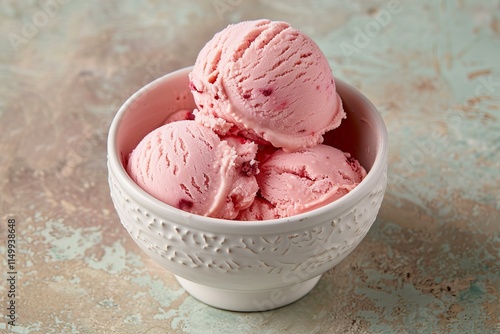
126;19;366;221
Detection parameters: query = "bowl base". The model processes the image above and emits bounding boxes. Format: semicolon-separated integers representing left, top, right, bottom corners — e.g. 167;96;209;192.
175;275;321;312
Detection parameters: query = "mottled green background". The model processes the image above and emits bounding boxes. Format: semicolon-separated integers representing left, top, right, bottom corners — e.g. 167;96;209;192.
0;0;499;333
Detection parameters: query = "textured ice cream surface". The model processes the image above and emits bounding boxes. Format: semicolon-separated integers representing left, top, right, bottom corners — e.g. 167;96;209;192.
163;109;194;124
236;196;280;221
189;19;345;151
127;120;258;219
238;144;366;219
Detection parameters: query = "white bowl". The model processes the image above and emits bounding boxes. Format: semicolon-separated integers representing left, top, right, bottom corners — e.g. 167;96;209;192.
107;67;388;312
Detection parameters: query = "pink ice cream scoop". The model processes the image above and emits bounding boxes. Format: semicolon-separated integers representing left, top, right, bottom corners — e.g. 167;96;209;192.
126;120;259;219
238;144;366;219
236;196;280;221
189;19;345;151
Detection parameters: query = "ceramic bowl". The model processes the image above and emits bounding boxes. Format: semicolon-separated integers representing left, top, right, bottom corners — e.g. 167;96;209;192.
107;66;388;312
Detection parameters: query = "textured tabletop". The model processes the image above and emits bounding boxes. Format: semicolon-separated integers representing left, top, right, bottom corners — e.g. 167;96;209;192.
1;1;499;333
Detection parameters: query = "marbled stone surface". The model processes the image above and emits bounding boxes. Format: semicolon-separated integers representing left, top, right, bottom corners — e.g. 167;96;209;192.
0;0;499;333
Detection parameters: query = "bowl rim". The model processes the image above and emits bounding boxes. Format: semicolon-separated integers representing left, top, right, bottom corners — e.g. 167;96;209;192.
107;66;388;232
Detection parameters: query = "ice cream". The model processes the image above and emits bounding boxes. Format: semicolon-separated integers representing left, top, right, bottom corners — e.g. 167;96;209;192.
126;19;366;221
163;109;194;124
238;145;366;219
236;197;280;221
127;120;258;219
189;19;345;151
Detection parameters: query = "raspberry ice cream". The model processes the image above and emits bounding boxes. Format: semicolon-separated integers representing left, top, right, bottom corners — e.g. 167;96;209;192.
163;109;194;124
236;197;280;221
126;19;366;221
127;120;258;219
189;19;345;151
238;145;366;220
